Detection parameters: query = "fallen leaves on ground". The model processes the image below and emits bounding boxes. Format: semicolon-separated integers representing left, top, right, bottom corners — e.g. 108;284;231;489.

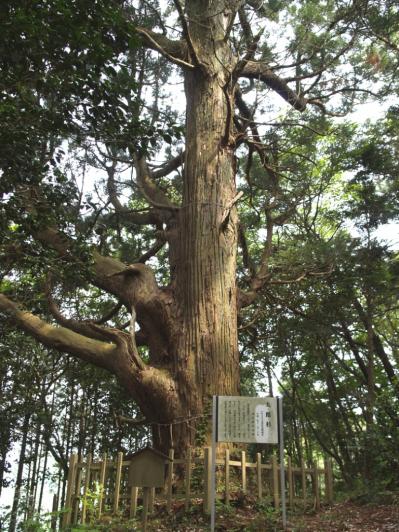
289;501;399;532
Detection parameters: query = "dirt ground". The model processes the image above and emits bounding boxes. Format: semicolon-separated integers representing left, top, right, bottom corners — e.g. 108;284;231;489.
288;501;399;532
96;498;399;531
150;499;399;531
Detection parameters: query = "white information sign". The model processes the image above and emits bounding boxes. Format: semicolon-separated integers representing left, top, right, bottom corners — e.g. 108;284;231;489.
216;396;278;444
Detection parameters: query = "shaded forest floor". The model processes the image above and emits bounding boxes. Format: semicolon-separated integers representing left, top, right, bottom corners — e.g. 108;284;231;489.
94;498;399;531
287;501;399;531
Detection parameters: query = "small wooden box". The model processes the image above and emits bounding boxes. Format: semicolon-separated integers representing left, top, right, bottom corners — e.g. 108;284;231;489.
127;446;170;488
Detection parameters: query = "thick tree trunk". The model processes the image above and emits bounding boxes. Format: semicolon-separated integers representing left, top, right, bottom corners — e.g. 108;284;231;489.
150;3;240;454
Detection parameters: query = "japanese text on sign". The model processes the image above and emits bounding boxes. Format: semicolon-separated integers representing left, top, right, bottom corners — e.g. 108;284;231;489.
217;396;278;444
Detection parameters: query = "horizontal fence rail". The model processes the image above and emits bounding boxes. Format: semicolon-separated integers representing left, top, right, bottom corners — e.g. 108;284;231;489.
61;448;334;527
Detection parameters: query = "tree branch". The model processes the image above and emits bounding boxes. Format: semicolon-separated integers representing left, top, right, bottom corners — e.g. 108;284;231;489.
138;238;166;263
134;155;179;210
238;223;256;278
44;273;127;343
151;151;185;179
172;0;202;67
105;164;163;225
0;293;118;372
240;61;307;111
135;27;193;69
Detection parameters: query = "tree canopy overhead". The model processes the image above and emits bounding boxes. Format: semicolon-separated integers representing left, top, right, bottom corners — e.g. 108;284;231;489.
1;0;399;461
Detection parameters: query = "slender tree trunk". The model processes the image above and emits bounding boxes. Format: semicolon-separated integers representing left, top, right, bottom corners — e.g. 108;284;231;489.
9;412;30;532
0;435;10;498
1;376;17;498
27;423;42;519
266;354;274;397
365;302;375;429
37;379;56;515
37;447;49;515
24;458;32;522
60;380;75;512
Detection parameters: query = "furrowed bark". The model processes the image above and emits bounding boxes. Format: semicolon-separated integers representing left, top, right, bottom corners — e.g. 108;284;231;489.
165;0;240;450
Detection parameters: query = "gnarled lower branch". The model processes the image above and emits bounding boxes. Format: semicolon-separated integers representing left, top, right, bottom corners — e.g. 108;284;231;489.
44;273;119;343
0;292;181;422
0;293;118;372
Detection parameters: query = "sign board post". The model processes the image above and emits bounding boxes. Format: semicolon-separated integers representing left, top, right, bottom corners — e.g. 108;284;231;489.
210;395;286;531
210;396;217;532
278;397;287;528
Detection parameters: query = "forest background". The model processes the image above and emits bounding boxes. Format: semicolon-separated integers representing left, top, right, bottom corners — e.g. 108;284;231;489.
1;0;399;529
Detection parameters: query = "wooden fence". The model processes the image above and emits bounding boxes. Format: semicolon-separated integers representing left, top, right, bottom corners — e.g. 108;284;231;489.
61;448;334;527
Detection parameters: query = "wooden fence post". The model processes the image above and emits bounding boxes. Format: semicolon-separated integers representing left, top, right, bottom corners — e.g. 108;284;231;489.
301;458;306;508
324;458;329;503
62;453;78;528
166;448;174;513
98;452;107;518
241;451;247;494
272;454;279;508
325;458;333;503
113;452;123;515
225;449;230;505
72;462;83;524
149;487;155;514
50;494;58;531
129;486;138;518
256;453;262;500
81;453;92;523
313;462;320;510
203;447;212;514
287;456;294;510
185;447;192;511
142;487;150;532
